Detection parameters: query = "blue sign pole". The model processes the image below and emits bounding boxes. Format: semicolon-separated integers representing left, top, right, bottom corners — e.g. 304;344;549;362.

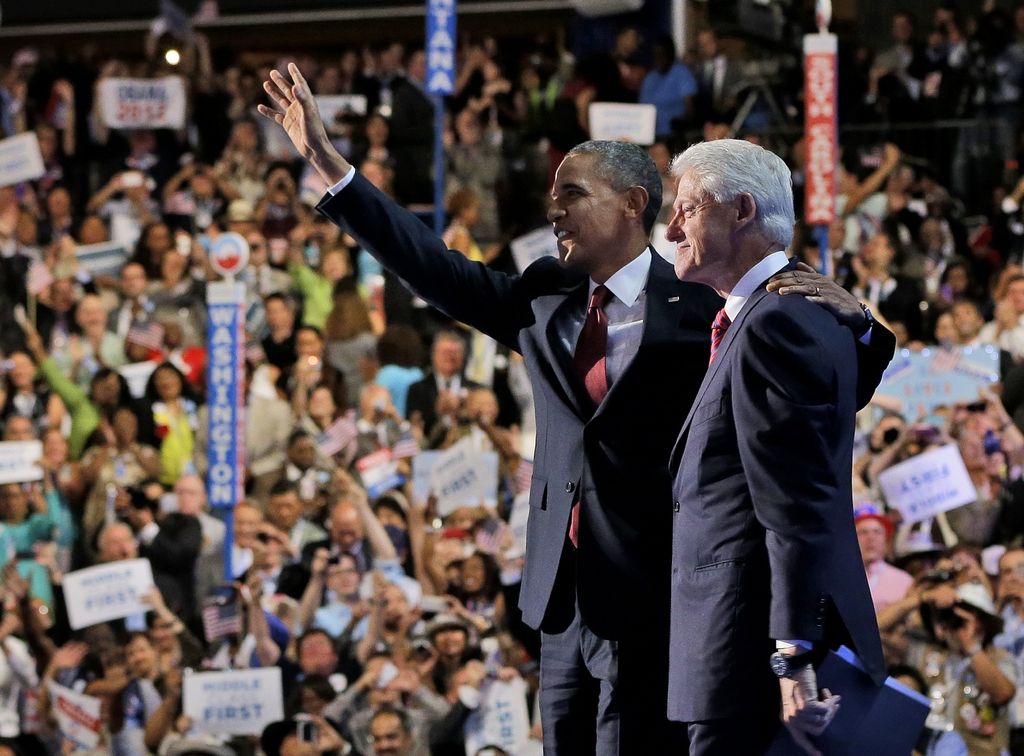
205;279;246;584
426;0;456;235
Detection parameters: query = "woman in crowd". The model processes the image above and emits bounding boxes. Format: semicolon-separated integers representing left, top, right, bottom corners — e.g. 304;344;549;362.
142;362;202;486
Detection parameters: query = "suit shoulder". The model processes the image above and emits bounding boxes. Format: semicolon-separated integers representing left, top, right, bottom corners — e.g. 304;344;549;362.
748;291;849;345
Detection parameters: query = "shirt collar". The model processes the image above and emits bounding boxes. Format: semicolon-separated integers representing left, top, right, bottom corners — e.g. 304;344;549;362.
590;248;651;308
724;250;790;321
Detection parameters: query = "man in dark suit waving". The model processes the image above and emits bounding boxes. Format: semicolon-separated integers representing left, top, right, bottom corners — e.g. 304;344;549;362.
665;138;889;754
258;64;893;755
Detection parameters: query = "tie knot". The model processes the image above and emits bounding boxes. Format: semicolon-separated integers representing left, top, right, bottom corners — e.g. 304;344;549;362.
588;284;613;312
712;308;731;331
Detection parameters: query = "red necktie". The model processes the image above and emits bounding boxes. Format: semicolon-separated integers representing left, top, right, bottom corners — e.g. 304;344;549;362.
709;308;731;365
569;284;613;547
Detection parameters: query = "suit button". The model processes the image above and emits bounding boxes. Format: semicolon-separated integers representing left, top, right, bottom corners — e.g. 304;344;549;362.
565;482;576;494
673;501;681;512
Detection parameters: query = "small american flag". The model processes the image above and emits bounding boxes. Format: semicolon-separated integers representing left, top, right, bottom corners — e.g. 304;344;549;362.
126;321;165;351
26;261;54;296
392;432;420;460
201;598;242;642
316;412;358;457
514;459;534;495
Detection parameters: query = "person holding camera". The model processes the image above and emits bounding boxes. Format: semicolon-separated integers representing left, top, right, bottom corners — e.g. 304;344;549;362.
994;548;1024;755
909;580;1016;756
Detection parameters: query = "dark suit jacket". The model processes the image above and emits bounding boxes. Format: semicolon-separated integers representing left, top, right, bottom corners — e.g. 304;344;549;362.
316;174;893;641
141;512;202;621
405;372;480;439
666;274;893;723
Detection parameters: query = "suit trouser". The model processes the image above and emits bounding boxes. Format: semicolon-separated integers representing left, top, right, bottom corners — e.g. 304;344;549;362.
685;712;780;756
539;599;688;755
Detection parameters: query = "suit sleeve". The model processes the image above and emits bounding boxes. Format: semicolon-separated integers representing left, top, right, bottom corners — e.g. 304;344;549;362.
316;175;530;351
854;322;896;410
731;306;850;642
146;514;202;570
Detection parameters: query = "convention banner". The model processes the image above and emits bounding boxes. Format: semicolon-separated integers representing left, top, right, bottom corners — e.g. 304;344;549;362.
426;0;457;94
205;282;247;509
98;77;187;129
63;559;155;630
803;33;838;224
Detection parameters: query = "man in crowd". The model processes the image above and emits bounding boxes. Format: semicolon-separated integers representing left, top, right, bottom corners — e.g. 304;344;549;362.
258;64;893;754
665;138;891;753
855;504;914;613
405;331;477;437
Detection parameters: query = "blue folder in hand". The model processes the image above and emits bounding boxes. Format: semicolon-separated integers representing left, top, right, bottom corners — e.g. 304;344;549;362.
766;646;930;756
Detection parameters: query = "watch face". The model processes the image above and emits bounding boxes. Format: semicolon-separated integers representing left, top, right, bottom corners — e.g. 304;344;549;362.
770;653;789;677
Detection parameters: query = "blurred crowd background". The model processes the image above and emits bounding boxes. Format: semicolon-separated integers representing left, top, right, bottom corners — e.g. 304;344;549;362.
6;0;1024;754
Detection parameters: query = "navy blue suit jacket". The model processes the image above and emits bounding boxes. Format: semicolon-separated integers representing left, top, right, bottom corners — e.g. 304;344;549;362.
667;275;890;723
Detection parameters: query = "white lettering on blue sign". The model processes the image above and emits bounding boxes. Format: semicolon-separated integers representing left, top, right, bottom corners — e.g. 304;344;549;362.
426;0;457;95
205;289;244;509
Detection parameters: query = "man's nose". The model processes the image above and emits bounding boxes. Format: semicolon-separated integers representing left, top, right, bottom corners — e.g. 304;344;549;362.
546;202;564;223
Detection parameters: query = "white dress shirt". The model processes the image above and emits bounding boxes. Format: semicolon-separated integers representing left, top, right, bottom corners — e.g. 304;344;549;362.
555;249;651;387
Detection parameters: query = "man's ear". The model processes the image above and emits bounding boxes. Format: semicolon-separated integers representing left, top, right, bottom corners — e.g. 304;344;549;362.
624;186;650;224
735;192;757;231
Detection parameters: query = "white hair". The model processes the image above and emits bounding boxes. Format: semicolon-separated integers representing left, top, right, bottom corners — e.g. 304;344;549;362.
671;139;795;248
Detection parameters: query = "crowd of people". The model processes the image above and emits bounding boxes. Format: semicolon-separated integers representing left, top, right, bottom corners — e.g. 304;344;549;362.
3;1;1024;754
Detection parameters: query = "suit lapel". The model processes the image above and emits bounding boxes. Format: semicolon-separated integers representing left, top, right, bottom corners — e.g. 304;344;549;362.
533;279;589;419
668;269;786;472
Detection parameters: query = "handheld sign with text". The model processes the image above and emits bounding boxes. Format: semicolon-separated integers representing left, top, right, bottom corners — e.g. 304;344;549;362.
0;132;45;188
875;346;1000;420
509;227;559;274
587;103;657;145
63;559;155;630
0;440;43;485
98;77;187;130
356;449;403;499
46;681;103;750
183;667;284;736
464;677;532;755
75;242;129;279
425;438;499;515
877;444;977;525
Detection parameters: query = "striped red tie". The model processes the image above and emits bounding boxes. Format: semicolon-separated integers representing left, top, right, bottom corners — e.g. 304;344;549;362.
709;308;731;365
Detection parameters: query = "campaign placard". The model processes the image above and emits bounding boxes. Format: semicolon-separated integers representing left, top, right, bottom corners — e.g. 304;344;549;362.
509;227;559;274
46;681;103;750
75;242;128;278
877;444;977;525
0;440;43;485
0;132;45;188
464;677;532;755
98;77;187;130
587;103;657;145
182;667;284;736
63;559;155;630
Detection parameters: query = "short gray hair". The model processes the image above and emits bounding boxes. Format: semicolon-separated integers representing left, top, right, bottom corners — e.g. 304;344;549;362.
671;139;795;248
566;140;662;233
